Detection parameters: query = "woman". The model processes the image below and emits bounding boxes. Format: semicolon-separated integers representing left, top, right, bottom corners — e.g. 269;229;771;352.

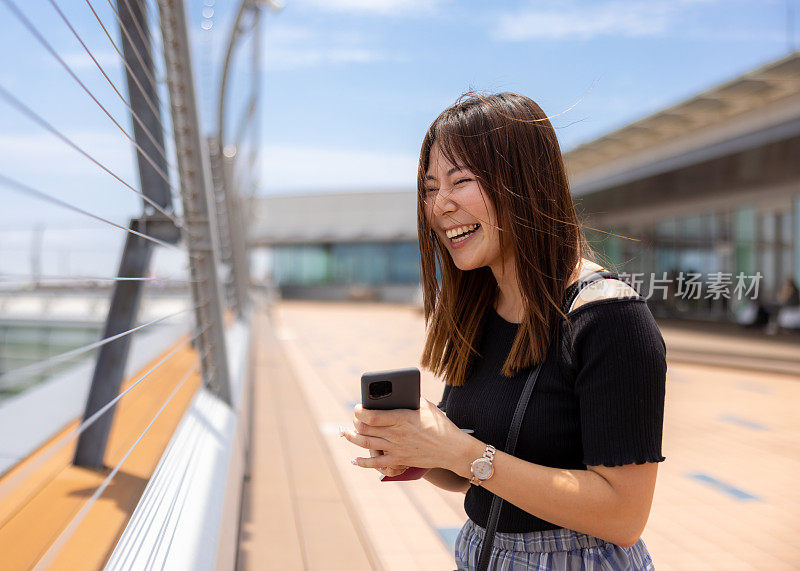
342;92;666;570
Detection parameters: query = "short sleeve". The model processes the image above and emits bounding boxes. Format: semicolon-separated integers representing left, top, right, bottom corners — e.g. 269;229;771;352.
571;299;667;467
437;382;451;413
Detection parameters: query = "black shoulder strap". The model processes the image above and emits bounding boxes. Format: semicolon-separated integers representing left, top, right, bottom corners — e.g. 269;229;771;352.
477;360;543;571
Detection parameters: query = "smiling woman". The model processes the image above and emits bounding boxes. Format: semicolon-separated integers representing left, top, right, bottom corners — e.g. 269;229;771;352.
342;92;665;571
417;93;585;387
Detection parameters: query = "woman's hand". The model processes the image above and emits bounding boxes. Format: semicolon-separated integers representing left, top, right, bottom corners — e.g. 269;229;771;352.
340;424;408;477
369;449;407;478
341;397;470;472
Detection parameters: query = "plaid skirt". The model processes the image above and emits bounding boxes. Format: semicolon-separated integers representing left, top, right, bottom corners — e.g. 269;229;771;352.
454;519;656;570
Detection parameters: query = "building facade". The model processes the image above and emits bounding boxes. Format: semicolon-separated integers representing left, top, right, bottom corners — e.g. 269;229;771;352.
567;51;800;320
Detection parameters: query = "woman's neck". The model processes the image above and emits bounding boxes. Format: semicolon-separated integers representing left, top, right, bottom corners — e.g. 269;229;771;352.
491;256;524;323
494;280;524;323
492;257;595;324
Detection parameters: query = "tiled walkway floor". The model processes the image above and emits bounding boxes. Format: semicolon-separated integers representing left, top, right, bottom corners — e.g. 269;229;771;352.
260;301;799;570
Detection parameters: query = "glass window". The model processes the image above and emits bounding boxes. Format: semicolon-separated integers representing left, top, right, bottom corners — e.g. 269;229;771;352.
707;212;718;240
301;246;330;284
779;210;792;245
735;207;756;242
655;247;678;273
716;210;731;242
656;218;677;240
734;207;757;276
761;245;775;294
272;245;329;285
331;244;357;284
682;214;702;240
387;242;421;283
331;242;398;285
760;211;776;243
780;247;792;288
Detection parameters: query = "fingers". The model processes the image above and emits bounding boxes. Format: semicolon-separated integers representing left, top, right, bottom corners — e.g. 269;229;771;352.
351;420;397;442
341;429;392;451
351;418;389;437
352;455;398;469
352;455;409;471
354;404;404;427
369;450;406;476
378;466;407;477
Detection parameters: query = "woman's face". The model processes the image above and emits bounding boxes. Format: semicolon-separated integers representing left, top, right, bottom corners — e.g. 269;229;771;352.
423;141;505;273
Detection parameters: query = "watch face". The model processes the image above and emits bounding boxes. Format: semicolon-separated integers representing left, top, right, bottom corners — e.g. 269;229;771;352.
472;458;493;480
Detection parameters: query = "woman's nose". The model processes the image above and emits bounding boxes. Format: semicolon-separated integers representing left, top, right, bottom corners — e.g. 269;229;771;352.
432;189;456;216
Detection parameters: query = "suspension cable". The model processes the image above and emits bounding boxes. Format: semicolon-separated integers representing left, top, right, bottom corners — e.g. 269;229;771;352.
138;0;188;209
98;0;166;102
232;92;258;151
0;304;200;386
0;84;179;226
0;172;187;253
45;0;171;160
84;0;163;114
116;0;157;65
88;0;187;208
1;0;178;190
88;0;168;126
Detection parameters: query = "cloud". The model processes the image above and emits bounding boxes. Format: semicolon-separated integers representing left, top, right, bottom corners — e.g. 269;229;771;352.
0;130;136;180
263;24;386;70
292;0;449;17
259;144;418;193
491;0;712;41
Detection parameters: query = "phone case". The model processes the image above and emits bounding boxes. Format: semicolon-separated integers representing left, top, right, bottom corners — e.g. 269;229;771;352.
360;367;420;410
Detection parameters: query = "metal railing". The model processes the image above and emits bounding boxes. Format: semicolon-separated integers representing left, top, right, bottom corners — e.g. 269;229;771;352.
0;0;268;565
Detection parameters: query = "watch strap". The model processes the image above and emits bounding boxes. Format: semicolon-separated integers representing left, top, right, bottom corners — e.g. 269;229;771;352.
469;444;496;486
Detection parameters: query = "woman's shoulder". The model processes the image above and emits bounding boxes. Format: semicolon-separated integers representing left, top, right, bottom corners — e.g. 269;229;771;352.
569;278;641;314
567;260;642;315
565;290;665;357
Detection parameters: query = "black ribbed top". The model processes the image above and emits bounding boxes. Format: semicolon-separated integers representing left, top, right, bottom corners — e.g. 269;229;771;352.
437;279;667;533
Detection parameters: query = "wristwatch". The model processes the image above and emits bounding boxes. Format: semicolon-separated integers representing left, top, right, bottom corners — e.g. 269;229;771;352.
469;444;496;486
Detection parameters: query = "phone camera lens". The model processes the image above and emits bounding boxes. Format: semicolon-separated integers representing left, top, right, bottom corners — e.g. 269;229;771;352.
369;381;393;400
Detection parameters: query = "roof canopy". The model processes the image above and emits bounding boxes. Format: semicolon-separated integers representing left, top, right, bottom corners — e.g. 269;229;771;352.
565;51;800;184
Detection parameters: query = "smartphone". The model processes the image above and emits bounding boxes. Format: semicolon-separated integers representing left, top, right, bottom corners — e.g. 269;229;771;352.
360;367;420;411
360;367;425;481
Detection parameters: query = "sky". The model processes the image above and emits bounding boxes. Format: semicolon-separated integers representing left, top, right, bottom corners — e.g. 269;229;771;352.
0;0;797;278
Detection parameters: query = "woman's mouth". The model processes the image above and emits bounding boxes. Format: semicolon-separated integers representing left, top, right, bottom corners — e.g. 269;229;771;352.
446;223;481;248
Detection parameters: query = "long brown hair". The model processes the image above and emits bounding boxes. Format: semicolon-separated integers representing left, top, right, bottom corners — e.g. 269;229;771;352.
418;92;595;386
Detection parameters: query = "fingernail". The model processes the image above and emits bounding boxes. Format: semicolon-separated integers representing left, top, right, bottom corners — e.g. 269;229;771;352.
351;459;358;465
338;425;345;437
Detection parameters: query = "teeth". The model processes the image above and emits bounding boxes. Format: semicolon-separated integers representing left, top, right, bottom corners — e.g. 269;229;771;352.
445;224;479;239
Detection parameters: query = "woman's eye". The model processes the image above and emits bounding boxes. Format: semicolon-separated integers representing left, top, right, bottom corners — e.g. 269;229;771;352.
454;178;472;185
